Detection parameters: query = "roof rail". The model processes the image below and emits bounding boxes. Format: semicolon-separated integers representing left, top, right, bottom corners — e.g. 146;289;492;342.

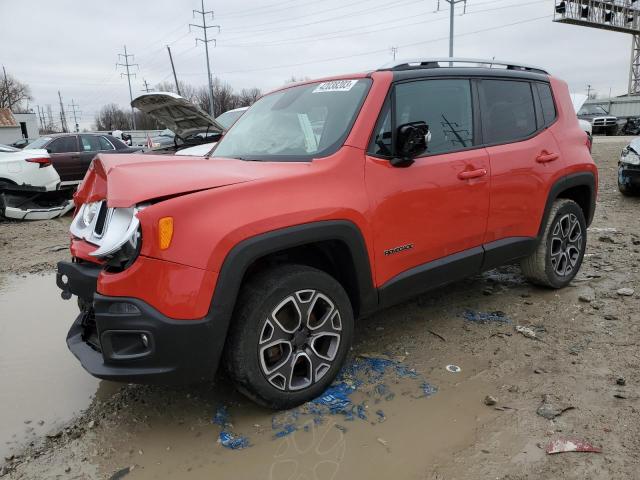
379;57;549;75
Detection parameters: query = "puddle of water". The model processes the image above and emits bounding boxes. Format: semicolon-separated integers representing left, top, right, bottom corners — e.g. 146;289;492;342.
0;273;109;458
99;358;497;480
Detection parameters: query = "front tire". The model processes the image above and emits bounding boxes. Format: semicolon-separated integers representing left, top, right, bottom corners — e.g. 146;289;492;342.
521;199;587;289
224;264;354;409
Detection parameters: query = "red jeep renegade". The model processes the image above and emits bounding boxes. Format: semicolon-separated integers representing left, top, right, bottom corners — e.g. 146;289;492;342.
58;59;597;409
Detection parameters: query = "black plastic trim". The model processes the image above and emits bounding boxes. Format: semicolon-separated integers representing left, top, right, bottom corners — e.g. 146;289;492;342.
539;172;597;236
209;220;378;323
378;247;484;309
482;237;536;271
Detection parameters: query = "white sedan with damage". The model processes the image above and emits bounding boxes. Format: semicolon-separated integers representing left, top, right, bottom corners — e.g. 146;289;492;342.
0;144;73;220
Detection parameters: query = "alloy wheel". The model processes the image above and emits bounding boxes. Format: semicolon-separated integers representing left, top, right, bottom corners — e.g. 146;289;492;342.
550;213;583;277
258;289;342;391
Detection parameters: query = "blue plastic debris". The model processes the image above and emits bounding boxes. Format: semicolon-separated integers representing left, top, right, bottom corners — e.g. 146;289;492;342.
212;406;230;426
375;409;386;422
312;383;355;415
274;424;297;438
462;309;511;324
421;382;438;397
219;431;250;450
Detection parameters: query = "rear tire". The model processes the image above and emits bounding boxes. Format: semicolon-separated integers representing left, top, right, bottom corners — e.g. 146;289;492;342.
224;264;354;409
521;199;587;289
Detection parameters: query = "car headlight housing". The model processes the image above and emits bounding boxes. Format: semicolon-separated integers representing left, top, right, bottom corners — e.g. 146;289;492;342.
621;147;640;166
71;201;145;269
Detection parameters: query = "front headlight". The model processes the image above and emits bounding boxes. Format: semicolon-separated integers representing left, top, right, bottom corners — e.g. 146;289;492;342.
621;147;640;166
71;202;145;267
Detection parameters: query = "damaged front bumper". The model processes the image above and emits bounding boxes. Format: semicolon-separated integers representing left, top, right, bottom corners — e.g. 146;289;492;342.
619;162;640;188
0;189;74;221
56;260;224;384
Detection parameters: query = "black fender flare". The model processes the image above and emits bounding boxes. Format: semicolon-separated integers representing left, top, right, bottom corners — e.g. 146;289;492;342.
206;220;377;347
538;171;597;238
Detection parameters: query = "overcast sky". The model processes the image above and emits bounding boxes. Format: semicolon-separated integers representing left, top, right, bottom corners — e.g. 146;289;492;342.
0;0;635;129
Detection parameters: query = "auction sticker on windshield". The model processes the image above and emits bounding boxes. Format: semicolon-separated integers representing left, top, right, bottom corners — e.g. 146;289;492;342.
313;80;358;93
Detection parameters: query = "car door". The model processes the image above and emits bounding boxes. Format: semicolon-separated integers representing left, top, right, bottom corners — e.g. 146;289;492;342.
365;78;490;300
47;135;80;182
479;79;564;259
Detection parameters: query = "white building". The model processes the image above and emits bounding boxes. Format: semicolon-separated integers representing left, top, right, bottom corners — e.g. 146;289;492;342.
0;109;38;144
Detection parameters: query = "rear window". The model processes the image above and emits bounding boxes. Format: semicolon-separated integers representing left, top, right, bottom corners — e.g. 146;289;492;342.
537;83;557;126
480;80;537;145
49;136;78;154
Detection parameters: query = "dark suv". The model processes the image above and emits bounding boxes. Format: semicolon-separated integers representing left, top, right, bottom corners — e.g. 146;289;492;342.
24;133;139;184
58;58;597;409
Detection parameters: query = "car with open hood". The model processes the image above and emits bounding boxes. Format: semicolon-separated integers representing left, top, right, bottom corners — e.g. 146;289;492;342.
131;92;226;153
57;58;597;410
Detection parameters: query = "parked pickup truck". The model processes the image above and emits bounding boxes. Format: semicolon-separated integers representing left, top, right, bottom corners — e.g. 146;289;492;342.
577;103;618;136
57;58;597;409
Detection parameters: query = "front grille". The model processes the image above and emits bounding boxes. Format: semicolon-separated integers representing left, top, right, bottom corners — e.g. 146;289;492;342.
80;307;101;352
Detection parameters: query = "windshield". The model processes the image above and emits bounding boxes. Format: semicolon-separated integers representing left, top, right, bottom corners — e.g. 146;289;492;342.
216;109;246;130
212;79;371;161
158;129;174;138
579;105;609;116
0;144;19;152
25;137;52;149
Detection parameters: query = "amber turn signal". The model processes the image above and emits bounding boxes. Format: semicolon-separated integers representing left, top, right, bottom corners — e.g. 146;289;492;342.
158;217;174;250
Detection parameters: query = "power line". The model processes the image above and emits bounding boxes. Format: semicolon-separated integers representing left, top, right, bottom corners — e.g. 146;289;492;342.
190;0;220;115
210;14;552;75
116;45;139;129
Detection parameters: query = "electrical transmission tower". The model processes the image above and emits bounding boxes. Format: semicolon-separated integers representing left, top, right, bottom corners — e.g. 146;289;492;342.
58;91;69;133
190;0;220;116
117;45;139;129
437;0;468;57
67;99;81;132
142;79;154;93
391;46;399;60
554;1;640;95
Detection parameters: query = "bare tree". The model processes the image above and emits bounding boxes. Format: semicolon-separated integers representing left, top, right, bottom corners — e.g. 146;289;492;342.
0;71;33;112
238;87;262;106
94;104;131;131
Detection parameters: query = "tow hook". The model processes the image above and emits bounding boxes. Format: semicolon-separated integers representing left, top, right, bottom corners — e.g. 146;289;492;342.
57;272;72;300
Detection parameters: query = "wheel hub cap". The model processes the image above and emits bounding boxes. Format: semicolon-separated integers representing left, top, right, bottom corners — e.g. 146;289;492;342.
550;213;583;277
258;289;342;392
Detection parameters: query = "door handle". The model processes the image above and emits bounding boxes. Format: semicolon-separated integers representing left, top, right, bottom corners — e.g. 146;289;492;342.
458;168;487;180
536;151;559;163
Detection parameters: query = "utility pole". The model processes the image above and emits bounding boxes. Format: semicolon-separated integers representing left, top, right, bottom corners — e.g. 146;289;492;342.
166;45;181;96
36;105;45;131
142;79;153;93
58;91;69;133
190;0;220;116
46;105;54;132
2;66;12;110
117;45;139;130
67;99;81;132
438;0;468;58
391;46;398;61
587;84;592;99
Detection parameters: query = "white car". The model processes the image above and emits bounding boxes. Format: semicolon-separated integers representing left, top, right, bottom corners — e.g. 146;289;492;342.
570;94;594;141
0;144;73;220
0;144;59;192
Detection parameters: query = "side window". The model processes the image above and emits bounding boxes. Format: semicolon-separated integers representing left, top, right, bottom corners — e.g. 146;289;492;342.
537;83;557;126
481;80;537;144
370;99;392;156
395;79;473;155
48;136;77;154
99;136;115;151
80;135;101;152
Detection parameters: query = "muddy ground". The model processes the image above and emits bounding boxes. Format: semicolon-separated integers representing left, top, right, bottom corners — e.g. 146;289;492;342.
0;137;638;479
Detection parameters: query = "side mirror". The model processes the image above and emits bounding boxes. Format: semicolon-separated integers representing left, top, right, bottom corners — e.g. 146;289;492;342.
391;121;429;168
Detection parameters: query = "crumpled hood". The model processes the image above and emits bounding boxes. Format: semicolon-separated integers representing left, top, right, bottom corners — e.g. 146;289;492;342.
75;153;258;208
